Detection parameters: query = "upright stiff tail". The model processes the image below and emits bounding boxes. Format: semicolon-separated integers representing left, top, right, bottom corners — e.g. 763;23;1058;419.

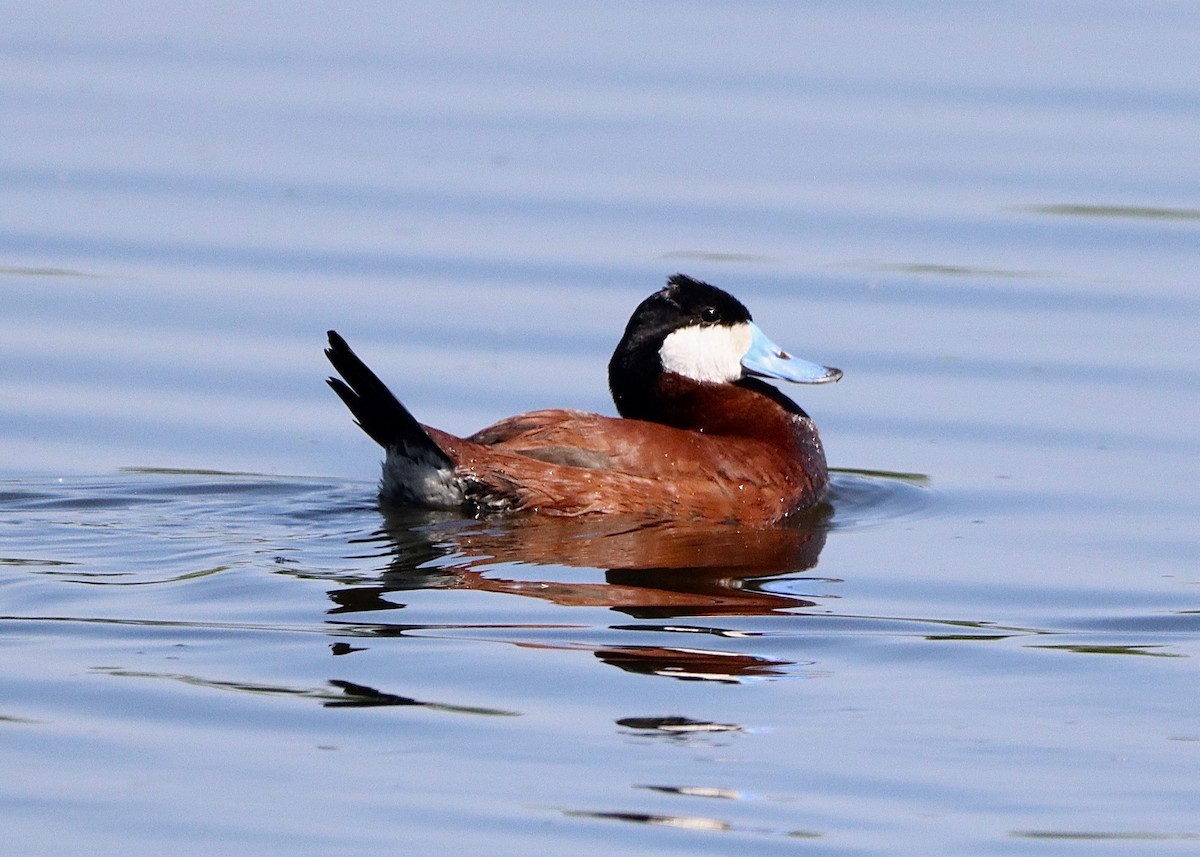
324;331;452;468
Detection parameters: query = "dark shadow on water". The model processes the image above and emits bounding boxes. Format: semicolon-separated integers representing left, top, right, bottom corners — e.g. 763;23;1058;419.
616;716;742;734
94;667;519;716
560;807;821;840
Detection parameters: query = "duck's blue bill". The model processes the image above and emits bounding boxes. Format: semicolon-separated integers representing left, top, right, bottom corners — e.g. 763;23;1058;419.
742;322;842;384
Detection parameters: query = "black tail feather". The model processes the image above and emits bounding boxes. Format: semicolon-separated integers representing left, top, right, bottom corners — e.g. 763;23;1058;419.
324;331;452;467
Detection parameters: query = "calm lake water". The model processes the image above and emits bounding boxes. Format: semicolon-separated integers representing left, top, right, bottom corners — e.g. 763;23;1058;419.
3;2;1199;854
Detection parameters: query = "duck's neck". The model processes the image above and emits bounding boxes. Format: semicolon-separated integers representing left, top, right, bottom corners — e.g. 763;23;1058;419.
609;341;665;420
626;371;812;438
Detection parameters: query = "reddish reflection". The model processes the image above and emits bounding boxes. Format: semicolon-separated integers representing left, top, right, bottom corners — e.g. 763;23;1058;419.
595;645;790;681
366;508;830;619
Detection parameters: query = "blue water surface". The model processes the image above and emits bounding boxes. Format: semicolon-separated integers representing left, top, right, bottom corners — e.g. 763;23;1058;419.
2;3;1199;855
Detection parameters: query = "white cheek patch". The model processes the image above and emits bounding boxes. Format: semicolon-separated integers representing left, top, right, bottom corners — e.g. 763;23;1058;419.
659;322;752;383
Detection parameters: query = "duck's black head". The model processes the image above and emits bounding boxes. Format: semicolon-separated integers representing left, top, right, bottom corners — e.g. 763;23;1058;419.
608;274;841;421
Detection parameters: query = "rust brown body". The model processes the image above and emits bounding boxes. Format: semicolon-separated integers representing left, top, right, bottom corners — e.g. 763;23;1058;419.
424;373;829;526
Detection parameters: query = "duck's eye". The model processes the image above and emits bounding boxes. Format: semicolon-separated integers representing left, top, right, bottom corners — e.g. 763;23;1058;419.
700;306;720;323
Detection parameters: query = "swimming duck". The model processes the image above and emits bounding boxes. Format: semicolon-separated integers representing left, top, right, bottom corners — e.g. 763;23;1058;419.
326;274;841;526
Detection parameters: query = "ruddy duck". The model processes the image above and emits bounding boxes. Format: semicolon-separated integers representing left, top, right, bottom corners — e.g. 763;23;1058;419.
326;274;841;526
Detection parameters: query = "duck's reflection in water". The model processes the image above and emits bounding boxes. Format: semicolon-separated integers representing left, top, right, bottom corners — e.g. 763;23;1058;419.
375;507;829;616
329;507;831;683
595;644;792;682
